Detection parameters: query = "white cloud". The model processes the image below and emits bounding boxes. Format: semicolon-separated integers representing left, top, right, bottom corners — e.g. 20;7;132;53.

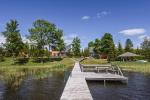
119;28;146;36
0;34;6;45
81;16;90;20
97;11;110;18
63;34;78;45
138;35;150;40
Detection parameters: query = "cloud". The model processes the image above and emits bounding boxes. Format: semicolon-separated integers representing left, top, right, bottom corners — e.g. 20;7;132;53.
81;16;90;20
0;34;6;45
138;35;150;40
119;28;146;36
97;11;110;18
63;34;78;45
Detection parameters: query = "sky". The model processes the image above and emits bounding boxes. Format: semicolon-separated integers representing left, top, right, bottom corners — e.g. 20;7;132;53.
0;0;150;48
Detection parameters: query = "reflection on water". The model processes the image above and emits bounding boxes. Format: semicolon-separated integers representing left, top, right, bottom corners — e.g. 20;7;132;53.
87;72;150;100
0;68;71;100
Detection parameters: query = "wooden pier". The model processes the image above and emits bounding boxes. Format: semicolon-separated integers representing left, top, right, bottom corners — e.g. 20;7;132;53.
60;62;128;100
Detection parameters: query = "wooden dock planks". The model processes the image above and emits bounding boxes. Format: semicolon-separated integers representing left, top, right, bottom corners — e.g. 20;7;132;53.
60;62;93;100
60;62;128;100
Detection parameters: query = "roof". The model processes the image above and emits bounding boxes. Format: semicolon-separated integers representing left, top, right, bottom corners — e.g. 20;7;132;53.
118;52;139;57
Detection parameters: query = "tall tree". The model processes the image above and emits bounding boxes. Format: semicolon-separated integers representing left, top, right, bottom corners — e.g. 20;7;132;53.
50;29;65;51
28;19;65;57
93;38;101;54
108;43;116;61
140;37;150;61
125;38;133;52
88;41;94;47
101;33;114;53
2;20;23;57
29;19;53;50
117;41;123;55
72;37;81;57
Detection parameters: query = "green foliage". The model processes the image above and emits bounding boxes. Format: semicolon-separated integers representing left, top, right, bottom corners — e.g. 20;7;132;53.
0;47;5;61
117;41;123;55
2;20;23;57
125;38;133;52
108;43;116;61
101;33;114;53
28;19;65;59
140;38;150;61
28;19;54;49
15;57;29;64
93;38;101;54
88;41;94;47
72;37;81;57
81;48;89;57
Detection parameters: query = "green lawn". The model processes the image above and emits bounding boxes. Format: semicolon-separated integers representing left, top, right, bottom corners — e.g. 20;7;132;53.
0;57;74;68
0;57;74;77
80;58;150;74
81;57;108;64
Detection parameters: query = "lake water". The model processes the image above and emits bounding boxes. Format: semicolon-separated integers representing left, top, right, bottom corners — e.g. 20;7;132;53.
87;72;150;100
0;69;70;100
0;70;150;100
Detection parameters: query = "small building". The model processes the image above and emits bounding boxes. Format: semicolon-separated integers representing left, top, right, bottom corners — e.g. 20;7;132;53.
50;51;65;57
100;53;108;59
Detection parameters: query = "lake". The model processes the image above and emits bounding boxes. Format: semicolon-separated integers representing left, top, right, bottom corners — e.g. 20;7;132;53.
87;72;150;100
0;69;70;100
0;70;150;100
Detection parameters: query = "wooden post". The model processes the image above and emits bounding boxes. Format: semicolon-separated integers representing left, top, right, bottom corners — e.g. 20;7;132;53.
104;79;106;87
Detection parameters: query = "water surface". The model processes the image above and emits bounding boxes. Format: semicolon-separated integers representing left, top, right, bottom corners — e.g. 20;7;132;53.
0;70;70;100
87;72;150;100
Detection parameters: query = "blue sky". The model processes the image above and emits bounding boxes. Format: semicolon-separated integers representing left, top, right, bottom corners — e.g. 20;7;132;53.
0;0;150;48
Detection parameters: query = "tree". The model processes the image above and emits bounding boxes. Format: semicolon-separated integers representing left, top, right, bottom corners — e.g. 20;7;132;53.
50;29;65;51
108;43;116;61
101;33;114;53
82;48;89;57
0;47;5;61
94;38;101;54
140;37;150;61
88;41;94;47
2;20;23;57
125;38;133;52
28;19;65;58
72;37;81;57
117;41;123;55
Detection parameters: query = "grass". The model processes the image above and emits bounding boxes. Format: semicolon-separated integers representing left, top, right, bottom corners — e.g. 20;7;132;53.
0;57;74;68
80;57;108;64
0;57;74;78
80;58;150;74
112;61;150;74
0;57;75;90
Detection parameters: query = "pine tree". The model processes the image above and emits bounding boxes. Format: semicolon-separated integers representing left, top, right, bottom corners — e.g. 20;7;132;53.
108;43;116;61
72;37;81;57
125;39;133;52
117;41;123;55
2;20;23;57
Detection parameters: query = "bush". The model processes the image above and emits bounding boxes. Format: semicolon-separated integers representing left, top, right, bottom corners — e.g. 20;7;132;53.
32;57;63;63
15;57;29;64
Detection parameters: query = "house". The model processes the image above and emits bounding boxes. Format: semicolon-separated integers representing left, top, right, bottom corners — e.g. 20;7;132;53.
89;47;95;57
50;44;73;57
50;51;65;57
65;44;73;53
